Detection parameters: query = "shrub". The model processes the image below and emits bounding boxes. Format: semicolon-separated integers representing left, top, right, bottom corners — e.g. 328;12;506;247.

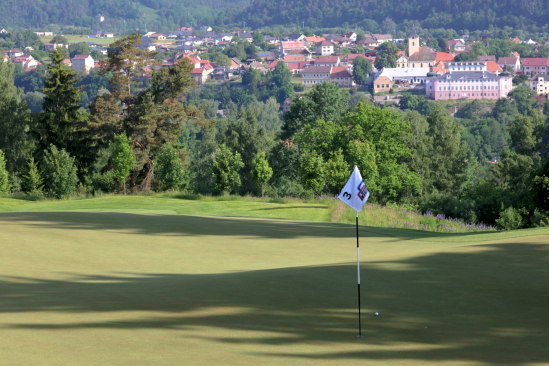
0;150;10;194
42;145;78;199
495;207;523;230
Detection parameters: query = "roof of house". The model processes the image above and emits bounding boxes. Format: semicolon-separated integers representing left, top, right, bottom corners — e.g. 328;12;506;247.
498;57;519;64
435;52;454;62
284;55;305;62
330;66;351;78
72;54;92;59
345;32;356;38
281;41;305;49
191;68;205;74
375;68;430;81
477;55;496;62
372;34;392;40
316;40;333;47
301;65;332;73
358;37;377;44
522;58;549;66
4;49;22;53
531;73;549;81
288;34;304;39
342;54;367;62
431;70;510;80
408;47;437;61
315;56;339;63
236;31;252;38
486;61;503;73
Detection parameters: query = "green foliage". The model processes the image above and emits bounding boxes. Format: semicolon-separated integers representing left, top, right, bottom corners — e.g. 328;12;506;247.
508;85;537;115
22;156;44;195
374;42;399;69
324;149;350;189
110;132;135;194
531;158;549;212
298;150;325;196
68;43;91;58
41;145;78;199
211;144;244;193
156;144;187;191
251;151;273;197
0;150;10;194
496;207;524;230
352;56;371;85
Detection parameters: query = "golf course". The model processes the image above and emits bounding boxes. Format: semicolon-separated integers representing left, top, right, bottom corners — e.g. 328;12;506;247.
0;195;547;365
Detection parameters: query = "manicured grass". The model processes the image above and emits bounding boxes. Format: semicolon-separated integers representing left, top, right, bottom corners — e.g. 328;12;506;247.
0;195;547;365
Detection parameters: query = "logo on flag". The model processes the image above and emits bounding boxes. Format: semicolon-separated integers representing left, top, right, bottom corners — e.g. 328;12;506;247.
338;166;370;212
357;180;368;201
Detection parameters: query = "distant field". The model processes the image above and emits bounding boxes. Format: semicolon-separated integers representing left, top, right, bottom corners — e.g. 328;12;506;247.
0;195;547;365
39;35;121;45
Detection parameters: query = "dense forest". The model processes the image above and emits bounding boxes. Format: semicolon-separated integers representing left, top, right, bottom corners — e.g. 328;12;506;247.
0;0;249;31
218;0;549;34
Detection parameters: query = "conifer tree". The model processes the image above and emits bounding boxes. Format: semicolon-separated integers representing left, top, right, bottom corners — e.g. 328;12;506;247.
22;156;44;195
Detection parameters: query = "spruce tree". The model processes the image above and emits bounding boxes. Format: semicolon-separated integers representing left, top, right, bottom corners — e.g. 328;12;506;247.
22;156;44;195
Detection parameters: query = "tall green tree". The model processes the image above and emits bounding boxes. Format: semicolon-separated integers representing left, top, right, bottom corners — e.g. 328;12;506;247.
0;58;34;174
110;132;135;195
21;156;43;195
282;82;350;139
374;41;399;69
298;150;326;199
37;47;91;178
251;151;273;198
156;143;187;192
352;56;371;85
211;144;244;194
271;61;293;88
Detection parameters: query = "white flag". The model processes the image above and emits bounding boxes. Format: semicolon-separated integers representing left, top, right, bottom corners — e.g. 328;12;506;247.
338;165;370;212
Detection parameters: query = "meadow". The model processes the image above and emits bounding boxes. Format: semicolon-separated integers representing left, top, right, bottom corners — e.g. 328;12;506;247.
0;194;547;365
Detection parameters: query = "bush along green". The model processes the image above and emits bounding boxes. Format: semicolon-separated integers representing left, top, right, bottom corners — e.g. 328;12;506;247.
22;156;44;195
41;145;78;199
156;144;187;192
0;150;10;194
495;207;524;230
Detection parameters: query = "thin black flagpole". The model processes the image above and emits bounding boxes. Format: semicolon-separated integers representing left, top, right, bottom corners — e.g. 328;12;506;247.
356;210;363;337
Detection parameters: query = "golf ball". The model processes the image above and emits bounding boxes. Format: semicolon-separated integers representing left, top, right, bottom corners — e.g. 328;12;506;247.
375;312;379;316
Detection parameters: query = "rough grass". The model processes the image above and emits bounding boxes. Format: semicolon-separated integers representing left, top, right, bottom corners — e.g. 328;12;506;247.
0;204;548;365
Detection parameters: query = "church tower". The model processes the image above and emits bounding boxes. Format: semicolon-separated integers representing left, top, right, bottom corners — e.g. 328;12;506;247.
409;25;419;56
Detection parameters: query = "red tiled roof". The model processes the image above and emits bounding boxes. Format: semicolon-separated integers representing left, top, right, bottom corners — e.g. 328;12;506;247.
281;41;305;49
486;61;503;73
191;68;205;74
498;57;519;65
436;52;454;62
72;54;91;59
316;40;334;46
522;58;549;66
284;55;305;63
330;66;351;78
315;56;339;63
267;60;278;69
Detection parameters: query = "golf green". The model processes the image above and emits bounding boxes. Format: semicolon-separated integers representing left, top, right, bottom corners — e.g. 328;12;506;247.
0;207;548;365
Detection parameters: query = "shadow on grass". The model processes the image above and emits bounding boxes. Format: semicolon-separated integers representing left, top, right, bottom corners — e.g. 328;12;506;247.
0;212;538;242
0;236;548;363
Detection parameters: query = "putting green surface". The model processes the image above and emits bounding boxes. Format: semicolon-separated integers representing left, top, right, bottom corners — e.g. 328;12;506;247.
0;197;548;365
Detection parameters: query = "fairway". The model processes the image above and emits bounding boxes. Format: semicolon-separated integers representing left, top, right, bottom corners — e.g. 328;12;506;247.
0;199;548;365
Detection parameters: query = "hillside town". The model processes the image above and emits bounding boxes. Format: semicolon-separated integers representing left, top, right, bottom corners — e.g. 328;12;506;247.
3;23;549;111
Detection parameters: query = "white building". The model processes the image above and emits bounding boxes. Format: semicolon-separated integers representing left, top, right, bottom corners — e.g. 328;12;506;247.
315;40;334;56
71;54;95;73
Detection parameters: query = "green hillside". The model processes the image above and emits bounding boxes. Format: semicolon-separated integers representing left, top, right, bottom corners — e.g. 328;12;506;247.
220;0;549;33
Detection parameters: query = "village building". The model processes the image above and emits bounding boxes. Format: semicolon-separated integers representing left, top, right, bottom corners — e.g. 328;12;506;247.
373;68;430;92
71;54;95;73
315;40;334;56
90;30;114;38
522;58;549;74
530;73;549;94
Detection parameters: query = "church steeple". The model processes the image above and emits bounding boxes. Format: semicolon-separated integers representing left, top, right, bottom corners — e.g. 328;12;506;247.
408;25;419;56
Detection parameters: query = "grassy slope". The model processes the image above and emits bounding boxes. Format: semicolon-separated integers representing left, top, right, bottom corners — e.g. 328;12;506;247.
0;195;548;365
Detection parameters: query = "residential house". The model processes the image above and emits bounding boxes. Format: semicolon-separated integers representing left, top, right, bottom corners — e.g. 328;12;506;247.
288;34;305;42
149;33;166;41
12;55;42;71
332;37;352;47
453;42;467;52
191;68;207;85
263;35;277;44
486;61;503;73
34;31;53;36
4;49;24;58
522;58;549;74
373;68;430;92
44;43;63;50
61;59;71;67
372;34;392;43
221;33;234;42
314;56;340;67
174;44;196;53
199;32;222;41
330;67;354;87
530;73;549;94
396;55;409;68
497;57;521;73
235;31;253;42
304;36;325;44
510;37;521;43
95;14;104;22
425;70;513;100
90;30;114;38
199;26;212;32
478;56;496;62
435;52;455;64
280;41;306;51
282;98;292;112
71;54;95;73
284;54;305;65
0;28;7;34
301;65;332;86
357;36;378;48
345;32;357;41
341;54;368;70
526;39;537;45
315;40;334;55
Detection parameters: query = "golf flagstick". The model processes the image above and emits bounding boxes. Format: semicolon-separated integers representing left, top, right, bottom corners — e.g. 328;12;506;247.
338;165;370;338
356;210;363;337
